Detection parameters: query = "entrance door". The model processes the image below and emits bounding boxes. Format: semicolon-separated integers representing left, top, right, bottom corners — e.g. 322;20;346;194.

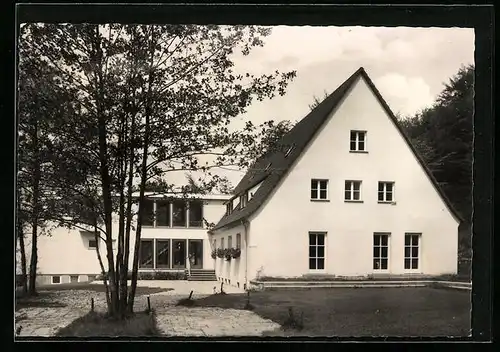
188;239;203;269
172;239;187;269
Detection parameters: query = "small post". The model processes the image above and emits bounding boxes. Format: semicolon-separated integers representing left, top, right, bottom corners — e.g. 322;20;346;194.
90;297;94;312
147;295;151;312
246;290;250;303
188;290;194;300
220;282;224;293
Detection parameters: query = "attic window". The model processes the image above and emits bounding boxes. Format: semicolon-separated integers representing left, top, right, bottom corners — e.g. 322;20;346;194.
240;192;248;209
284;145;294;158
265;163;271;171
226;201;233;216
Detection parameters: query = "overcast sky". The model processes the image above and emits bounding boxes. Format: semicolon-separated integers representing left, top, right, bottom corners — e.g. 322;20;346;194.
170;26;475;190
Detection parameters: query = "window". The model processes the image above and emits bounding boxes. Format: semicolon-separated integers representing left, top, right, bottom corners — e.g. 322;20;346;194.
172;240;187;268
378;182;395;202
70;275;79;283
309;233;325;270
311;179;328;200
228;236;233;249
240;192;248;209
265;163;271;171
345;181;362;201
141;199;155;226
404;234;420;270
350;130;366;151
226;201;233;216
156;200;170;227
88;239;98;249
221;237;225;249
172;200;187;227
236;233;241;249
139;240;154;269
373;234;389;270
156;240;170;268
52;276;61;284
189;200;203;228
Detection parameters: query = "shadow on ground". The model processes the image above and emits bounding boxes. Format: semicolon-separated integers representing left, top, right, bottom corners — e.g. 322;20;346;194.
56;311;160;337
187;287;471;337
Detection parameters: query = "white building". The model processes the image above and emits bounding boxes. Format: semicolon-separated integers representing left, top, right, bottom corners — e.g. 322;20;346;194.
31;193;230;285
209;67;462;289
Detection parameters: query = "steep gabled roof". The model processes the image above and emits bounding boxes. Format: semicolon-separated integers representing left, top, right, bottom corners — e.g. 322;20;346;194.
211;67;463;232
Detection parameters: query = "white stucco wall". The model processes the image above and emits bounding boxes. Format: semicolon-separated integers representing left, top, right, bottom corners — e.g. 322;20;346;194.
210;223;248;289
25;196;228;281
221;75;459;282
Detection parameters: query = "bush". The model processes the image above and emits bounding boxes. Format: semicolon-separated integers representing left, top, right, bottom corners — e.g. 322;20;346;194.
211;249;217;259
96;271;187;281
216;248;224;259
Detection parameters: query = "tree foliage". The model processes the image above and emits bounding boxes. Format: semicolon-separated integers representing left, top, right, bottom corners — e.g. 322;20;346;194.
18;24;296;317
399;65;473;257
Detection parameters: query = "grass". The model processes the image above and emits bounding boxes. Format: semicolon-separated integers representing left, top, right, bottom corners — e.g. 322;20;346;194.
56;311;160;337
189;287;471;337
15;283;173;311
34;282;173;294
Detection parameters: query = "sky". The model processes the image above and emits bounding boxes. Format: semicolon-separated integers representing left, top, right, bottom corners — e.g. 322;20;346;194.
165;26;475;191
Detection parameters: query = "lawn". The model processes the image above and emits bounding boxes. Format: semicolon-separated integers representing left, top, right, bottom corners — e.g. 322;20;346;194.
56;311;160;337
190;287;471;337
15;283;172;311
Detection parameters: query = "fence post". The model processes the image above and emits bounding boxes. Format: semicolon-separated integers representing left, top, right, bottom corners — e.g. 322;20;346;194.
91;297;94;312
147;295;151;312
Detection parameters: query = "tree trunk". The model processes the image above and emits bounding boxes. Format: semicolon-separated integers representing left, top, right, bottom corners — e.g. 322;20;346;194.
18;223;28;295
92;25;119;317
128;28;156;313
28;118;41;296
94;221;111;312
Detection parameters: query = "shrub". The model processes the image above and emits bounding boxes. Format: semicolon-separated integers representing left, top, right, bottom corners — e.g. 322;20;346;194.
216;248;224;258
211;249;217;259
230;247;241;259
223;248;232;261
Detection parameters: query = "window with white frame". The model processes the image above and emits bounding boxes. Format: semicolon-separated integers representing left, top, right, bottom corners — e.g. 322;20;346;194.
378;182;395;202
311;179;328;200
221;237;225;249
141;198;203;228
236;233;241;249
52;276;61;284
309;232;325;270
350;130;367;151
284;144;295;157
345;181;362;201
404;233;420;270
373;233;389;270
228;236;233;249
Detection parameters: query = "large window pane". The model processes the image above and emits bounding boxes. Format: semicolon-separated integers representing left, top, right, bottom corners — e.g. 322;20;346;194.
172;200;187;227
141;199;154;226
156;201;170;227
317;259;325;270
317;246;324;258
172;240;186;268
139;240;154;268
309;258;316;270
189;201;203;228
156;240;170;268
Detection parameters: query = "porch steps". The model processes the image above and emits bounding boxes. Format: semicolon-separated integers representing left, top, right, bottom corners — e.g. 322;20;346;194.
187;269;217;281
250;280;472;291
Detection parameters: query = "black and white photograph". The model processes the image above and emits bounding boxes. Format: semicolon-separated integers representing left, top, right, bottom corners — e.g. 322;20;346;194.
14;4;493;341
